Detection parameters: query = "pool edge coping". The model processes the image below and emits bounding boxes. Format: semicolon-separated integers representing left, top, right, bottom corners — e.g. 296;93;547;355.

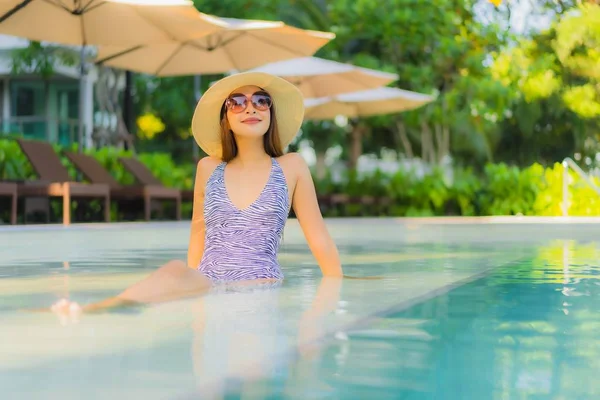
2;216;600;232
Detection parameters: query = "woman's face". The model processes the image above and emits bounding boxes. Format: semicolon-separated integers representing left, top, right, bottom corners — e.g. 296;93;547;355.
225;85;272;139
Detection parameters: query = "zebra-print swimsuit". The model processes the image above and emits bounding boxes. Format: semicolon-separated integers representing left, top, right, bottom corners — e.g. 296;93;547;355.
197;157;289;283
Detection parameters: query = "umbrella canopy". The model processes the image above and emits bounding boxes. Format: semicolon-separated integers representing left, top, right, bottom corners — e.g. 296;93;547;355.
0;0;226;150
0;0;223;46
248;56;398;98
304;87;435;120
94;17;335;76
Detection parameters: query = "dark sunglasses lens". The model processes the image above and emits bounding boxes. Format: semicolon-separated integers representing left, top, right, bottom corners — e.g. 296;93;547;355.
252;94;272;110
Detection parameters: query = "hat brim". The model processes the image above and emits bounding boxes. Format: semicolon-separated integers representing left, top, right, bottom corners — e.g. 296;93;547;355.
191;72;305;158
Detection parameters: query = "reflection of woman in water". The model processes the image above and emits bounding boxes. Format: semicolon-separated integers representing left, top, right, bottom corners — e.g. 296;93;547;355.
51;72;344;315
190;278;343;398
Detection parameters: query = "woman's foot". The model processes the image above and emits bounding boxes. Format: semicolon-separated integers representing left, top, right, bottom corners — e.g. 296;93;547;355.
50;298;82;325
29;297;143;325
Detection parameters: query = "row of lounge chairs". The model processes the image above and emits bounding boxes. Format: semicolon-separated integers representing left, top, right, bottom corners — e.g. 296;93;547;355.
0;138;194;225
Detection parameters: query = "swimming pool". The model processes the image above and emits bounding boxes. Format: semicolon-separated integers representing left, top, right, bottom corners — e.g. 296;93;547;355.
1;218;598;399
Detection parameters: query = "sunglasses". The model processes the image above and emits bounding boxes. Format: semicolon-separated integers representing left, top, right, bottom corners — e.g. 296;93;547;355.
224;91;273;114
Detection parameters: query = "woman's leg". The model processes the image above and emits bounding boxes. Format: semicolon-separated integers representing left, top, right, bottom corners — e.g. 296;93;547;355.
117;260;212;303
52;260;213;314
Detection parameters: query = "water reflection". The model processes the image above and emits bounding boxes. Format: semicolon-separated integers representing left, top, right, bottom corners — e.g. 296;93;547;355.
227;240;600;399
183;278;343;399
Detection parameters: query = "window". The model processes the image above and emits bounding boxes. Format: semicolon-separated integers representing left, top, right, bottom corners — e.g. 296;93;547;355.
14;86;36;116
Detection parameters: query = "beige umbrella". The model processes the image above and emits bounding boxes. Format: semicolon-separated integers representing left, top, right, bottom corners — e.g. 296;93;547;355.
304;87;435;120
0;0;224;46
248;56;398;98
94;17;335;76
0;0;227;147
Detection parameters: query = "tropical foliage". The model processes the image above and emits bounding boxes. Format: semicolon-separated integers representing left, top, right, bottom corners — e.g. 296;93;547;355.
2;138;598;221
6;0;600;219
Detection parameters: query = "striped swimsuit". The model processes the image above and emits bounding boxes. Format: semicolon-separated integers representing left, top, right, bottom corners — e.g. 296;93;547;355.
197;158;289;283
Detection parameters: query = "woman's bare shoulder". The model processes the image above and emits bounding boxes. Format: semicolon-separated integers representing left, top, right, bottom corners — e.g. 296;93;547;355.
276;152;308;171
195;156;222;186
197;156;221;171
276;153;311;195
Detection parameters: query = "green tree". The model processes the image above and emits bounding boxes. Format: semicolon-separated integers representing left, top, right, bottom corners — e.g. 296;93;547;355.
326;0;511;166
298;120;346;178
489;2;600;166
554;3;600;117
193;0;281;20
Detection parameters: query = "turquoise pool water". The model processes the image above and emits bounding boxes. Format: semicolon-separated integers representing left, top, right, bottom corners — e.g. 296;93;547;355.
234;241;600;400
0;219;598;399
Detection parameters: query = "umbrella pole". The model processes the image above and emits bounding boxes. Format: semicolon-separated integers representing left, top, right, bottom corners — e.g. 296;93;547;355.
77;45;87;153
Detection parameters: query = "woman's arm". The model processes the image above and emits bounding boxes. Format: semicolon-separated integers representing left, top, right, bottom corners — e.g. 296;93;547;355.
187;157;219;269
289;154;343;277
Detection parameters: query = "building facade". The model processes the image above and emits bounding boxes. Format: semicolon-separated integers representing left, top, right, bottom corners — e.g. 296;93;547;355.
0;34;97;147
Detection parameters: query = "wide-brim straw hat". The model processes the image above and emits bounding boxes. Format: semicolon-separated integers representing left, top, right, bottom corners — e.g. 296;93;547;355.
191;71;305;158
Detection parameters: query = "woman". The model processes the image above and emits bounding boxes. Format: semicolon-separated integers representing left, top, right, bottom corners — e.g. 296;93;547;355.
51;72;343;316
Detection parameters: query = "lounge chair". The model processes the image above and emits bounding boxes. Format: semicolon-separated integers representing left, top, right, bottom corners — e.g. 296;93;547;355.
16;139;110;225
0;182;17;225
64;152;181;221
181;189;193;203
118;157;182;220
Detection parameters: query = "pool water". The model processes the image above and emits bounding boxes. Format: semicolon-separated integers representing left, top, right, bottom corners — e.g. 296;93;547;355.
236;241;600;400
0;219;598;399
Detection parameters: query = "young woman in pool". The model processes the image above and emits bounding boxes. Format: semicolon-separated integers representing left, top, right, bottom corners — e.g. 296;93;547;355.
51;72;344;315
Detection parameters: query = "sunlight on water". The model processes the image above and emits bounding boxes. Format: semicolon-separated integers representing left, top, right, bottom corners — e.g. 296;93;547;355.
233;239;600;400
0;220;598;399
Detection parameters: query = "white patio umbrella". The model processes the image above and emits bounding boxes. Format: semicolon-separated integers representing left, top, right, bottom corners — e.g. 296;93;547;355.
248;56;398;98
93;16;333;158
94;17;335;76
304;87;435;120
0;0;226;146
0;0;223;46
